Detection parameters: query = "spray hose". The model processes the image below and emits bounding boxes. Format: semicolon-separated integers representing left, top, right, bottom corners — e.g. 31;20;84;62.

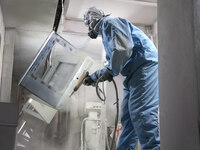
53;0;65;32
95;76;119;150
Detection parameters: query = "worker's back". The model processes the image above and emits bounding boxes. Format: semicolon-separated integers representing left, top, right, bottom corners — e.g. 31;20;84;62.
100;16;158;77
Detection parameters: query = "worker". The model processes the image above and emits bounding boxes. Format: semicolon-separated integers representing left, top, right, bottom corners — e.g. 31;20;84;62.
82;7;160;150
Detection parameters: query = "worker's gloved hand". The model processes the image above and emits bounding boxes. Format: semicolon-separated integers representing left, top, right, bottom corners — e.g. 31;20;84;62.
100;69;113;82
83;75;96;86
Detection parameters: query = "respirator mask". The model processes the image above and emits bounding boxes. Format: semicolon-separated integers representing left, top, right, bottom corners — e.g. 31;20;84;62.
88;19;100;39
88;28;98;39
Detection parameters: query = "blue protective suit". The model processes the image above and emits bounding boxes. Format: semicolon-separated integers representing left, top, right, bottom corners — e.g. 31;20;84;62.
90;16;160;150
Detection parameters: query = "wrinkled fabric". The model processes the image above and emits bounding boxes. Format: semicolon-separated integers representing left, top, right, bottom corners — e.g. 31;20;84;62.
90;16;158;80
90;16;160;149
117;62;160;150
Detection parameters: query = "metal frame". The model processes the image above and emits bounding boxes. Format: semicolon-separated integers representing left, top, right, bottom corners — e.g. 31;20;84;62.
22;95;57;124
19;31;93;108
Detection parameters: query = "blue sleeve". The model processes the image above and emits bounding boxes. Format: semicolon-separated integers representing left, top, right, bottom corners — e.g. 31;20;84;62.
90;47;111;82
90;67;107;82
91;18;134;81
101;18;134;76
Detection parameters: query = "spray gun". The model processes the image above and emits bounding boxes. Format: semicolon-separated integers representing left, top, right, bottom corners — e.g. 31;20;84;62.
70;71;89;97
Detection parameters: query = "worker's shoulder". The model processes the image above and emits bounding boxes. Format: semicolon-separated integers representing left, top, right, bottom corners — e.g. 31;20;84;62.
102;16;130;27
102;16;125;24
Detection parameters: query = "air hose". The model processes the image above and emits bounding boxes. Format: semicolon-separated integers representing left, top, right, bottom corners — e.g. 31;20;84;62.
95;77;119;150
45;0;65;71
53;0;65;32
